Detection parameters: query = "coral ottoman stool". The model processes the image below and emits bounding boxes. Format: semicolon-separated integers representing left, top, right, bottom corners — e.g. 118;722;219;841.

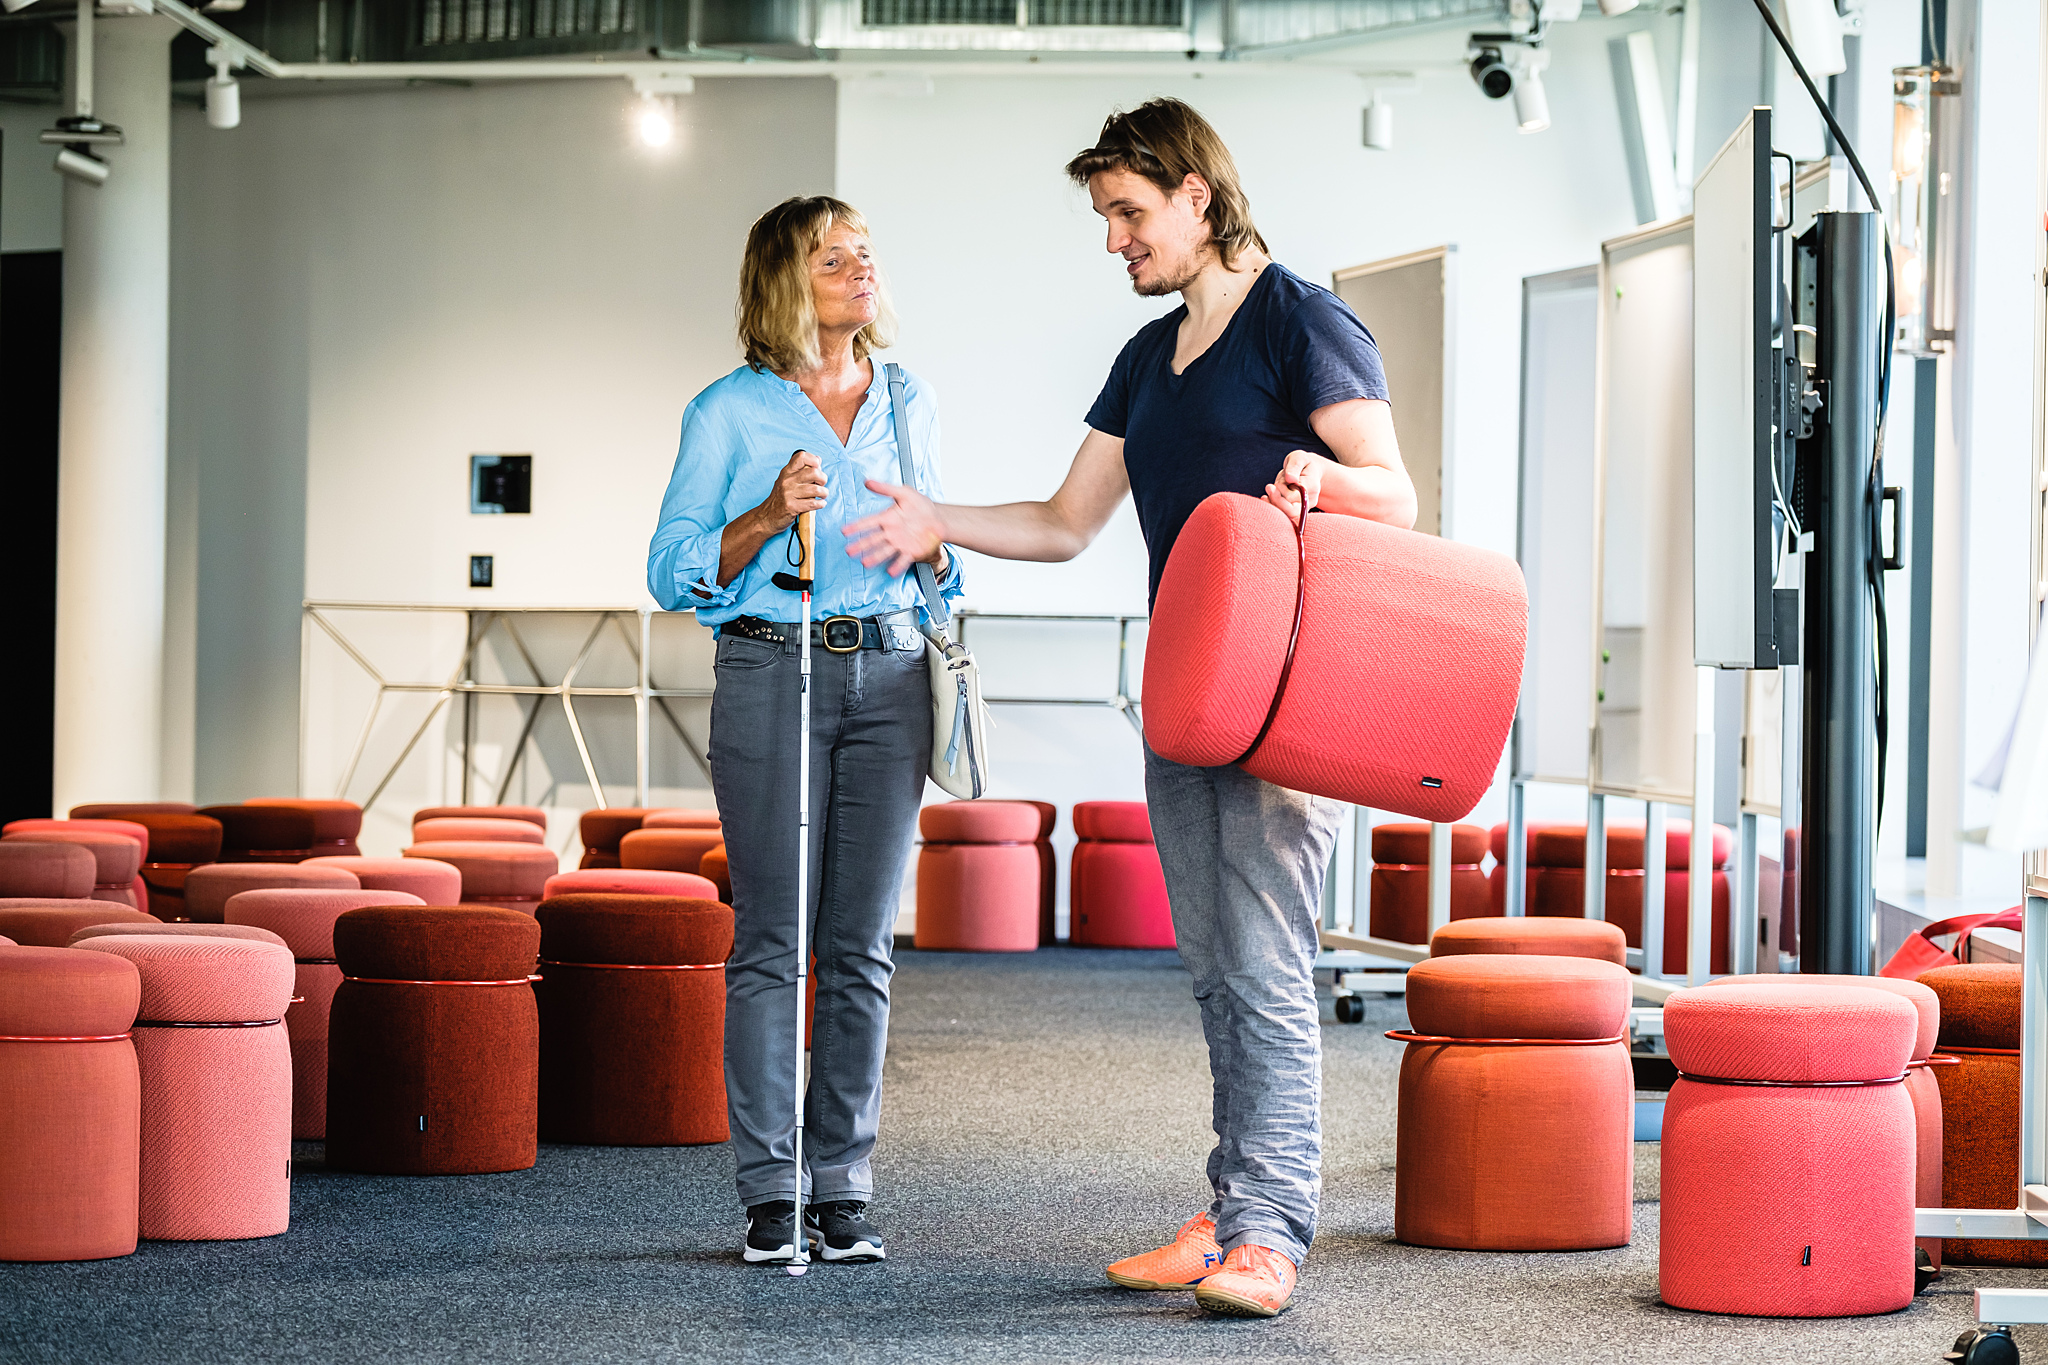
414;805;547;831
1022;801;1057;945
643;808;722;830
183;862;360;924
1659;984;1918;1316
5;820;152;911
1394;954;1633;1249
914;802;1040;953
71;923;287;949
243;798;363;858
72;934;295;1240
303;856;463;904
536;892;734;1144
1368;822;1490;945
0;946;141;1261
543;868;719;901
326;905;541;1175
1;831;142;912
0;902;159;946
1430;916;1628;965
1918;964;2046;1268
118;813;224;920
198;805;320;864
577;809;654;869
1070;801;1172;949
403;841;557;914
0;841;96;901
413;817;546;845
227;888;429;1140
1529;822;1732;976
620;827;724;878
699;844;731;902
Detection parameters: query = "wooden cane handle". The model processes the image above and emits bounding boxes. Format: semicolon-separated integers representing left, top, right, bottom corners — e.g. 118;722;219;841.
795;510;816;582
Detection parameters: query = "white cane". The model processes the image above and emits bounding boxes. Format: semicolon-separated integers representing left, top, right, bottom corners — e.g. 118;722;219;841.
773;503;817;1276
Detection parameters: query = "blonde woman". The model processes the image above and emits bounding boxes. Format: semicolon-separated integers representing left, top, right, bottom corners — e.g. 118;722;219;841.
647;196;963;1267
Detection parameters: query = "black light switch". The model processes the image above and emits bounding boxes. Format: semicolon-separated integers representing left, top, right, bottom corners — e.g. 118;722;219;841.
470;555;494;588
471;455;531;514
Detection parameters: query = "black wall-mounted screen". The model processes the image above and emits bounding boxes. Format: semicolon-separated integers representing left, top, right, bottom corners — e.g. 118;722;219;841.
471;454;531;514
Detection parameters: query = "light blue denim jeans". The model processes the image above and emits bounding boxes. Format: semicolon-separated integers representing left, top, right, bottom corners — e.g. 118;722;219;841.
1143;741;1347;1266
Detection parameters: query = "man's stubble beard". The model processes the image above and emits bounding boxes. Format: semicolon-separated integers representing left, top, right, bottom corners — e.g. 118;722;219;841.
1130;241;1213;298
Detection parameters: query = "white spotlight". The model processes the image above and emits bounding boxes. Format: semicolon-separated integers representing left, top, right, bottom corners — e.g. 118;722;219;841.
54;147;109;185
635;95;675;148
1596;0;1639;14
1363;98;1394;151
206;48;241;129
1513;55;1551;133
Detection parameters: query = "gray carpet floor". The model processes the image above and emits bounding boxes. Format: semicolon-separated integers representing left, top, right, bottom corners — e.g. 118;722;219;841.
4;947;2045;1364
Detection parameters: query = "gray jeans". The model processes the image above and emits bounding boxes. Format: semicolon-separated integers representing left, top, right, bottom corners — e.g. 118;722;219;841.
709;628;930;1207
1143;741;1346;1266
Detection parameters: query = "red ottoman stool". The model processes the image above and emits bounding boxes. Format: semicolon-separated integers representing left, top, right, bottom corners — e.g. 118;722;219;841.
577;809;654;870
1429;916;1628;965
914;802;1040;953
543;868;719;901
303;856;463;905
1143;491;1526;819
414;805;547;830
227;887;428;1139
536;892;733;1144
1023;801;1057;945
198;805;319;864
71;923;288;949
1529;821;1732;975
699;844;731;902
243;798;363;858
1486;821;1569;914
643;808;722;829
1660;983;1917;1316
414;817;546;845
2;830;142;912
1917;964;2047;1268
1368;822;1490;945
1394;953;1633;1249
6;820;152;911
0;842;95;901
71;803;197;817
72;934;294;1240
0;946;141;1261
101;813;223;921
403;841;557;914
1715;972;1945;1271
620;827;724;878
0;902;159;946
325;905;541;1175
1070;801;1172;949
183;862;360;925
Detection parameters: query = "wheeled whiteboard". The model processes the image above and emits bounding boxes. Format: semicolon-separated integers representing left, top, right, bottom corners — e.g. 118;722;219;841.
1513;265;1600;784
1591;217;1698;803
1332;245;1453;537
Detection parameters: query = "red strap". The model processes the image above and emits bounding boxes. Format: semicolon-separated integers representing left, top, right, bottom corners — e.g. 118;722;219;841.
1386;1030;1625;1047
1233;496;1308;767
536;960;724;972
0;1032;132;1042
1938;1045;2022;1057
345;974;541;986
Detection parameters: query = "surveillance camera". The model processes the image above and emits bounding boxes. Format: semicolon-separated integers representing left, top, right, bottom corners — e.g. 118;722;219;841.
1469;47;1515;100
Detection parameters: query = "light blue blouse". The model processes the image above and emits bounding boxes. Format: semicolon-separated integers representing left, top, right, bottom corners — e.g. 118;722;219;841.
646;361;964;629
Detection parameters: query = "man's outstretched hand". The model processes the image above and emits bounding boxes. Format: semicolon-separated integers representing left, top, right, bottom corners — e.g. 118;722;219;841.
844;477;946;577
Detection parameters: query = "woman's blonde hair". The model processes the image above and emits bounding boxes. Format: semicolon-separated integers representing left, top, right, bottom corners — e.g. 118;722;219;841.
1064;98;1267;267
738;196;897;376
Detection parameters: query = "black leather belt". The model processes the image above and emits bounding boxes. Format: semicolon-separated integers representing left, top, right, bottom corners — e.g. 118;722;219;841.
726;612;923;654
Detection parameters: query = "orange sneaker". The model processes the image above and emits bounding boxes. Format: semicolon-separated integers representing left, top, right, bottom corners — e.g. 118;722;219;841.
1104;1212;1226;1290
1192;1243;1297;1318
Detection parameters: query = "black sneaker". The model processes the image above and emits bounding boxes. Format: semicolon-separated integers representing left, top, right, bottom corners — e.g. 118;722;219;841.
805;1200;886;1262
744;1200;799;1263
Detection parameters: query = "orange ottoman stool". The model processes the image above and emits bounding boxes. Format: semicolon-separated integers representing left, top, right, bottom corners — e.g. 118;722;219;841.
914;802;1040;953
1;831;142;912
643;808;722;830
303;856;462;904
1713;972;1945;1271
1659;984;1918;1316
0;902;159;946
325;905;541;1175
403;841;557;914
107;813;223;920
198;805;319;864
1529;821;1732;975
0;946;141;1261
183;862;360;924
1070;801;1172;949
226;888;429;1139
536;892;734;1144
1429;916;1627;964
699;844;731;902
1021;802;1057;945
413;817;545;845
1394;954;1633;1250
1486;821;1568;914
244;798;362;858
543;868;719;901
1918;964;2047;1268
72;934;295;1241
413;804;547;830
577;809;654;870
1368;822;1490;945
620;827;723;878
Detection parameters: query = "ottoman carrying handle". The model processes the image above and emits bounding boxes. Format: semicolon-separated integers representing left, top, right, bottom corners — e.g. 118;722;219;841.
1231;489;1308;768
0;1031;132;1042
1676;1070;1907;1088
537;960;725;972
344;974;542;986
1387;1030;1626;1047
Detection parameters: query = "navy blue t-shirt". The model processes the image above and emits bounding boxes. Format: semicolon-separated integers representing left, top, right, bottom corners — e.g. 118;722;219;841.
1085;262;1390;605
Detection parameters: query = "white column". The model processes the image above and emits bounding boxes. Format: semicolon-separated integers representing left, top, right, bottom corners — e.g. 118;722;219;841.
52;15;179;814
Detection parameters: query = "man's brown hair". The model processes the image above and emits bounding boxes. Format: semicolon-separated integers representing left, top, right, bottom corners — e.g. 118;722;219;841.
1064;97;1268;266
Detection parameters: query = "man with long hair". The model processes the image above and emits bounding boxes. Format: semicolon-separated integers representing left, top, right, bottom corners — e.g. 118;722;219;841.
845;98;1414;1317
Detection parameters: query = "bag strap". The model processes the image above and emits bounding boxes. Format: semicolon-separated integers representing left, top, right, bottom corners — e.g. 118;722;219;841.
885;361;951;635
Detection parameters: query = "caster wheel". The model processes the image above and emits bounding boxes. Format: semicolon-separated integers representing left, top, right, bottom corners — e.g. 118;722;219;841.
1334;995;1365;1024
1916;1247;1939;1295
1944;1327;2019;1365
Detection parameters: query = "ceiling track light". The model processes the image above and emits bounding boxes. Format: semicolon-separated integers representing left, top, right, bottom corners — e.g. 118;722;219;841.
628;72;693;151
206;47;242;129
1362;96;1394;151
1512;49;1551;133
